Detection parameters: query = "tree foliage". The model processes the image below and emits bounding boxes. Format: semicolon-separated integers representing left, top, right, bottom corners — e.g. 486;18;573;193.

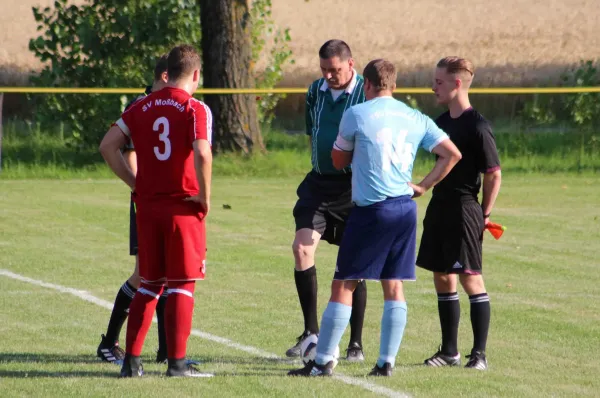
29;0;292;149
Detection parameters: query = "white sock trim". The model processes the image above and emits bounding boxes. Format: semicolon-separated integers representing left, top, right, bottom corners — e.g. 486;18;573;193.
167;288;193;298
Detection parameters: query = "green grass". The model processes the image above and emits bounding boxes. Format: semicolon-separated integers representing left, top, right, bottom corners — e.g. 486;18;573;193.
1;175;599;397
1;121;599;179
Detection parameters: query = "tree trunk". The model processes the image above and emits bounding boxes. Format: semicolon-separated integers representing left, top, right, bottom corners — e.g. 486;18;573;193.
199;0;264;154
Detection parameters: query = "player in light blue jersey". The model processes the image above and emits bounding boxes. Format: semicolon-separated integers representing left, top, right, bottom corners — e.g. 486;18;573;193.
289;59;461;377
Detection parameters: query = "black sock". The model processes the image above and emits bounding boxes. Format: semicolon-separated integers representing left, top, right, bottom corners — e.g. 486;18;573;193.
438;292;460;356
349;280;367;347
469;293;490;353
294;266;319;334
105;281;137;344
156;290;168;354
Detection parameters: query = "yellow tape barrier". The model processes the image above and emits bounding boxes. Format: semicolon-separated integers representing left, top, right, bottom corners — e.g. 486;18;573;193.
0;87;599;94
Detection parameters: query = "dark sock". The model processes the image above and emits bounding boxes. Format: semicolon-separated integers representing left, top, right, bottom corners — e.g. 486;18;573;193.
294;266;319;334
469;293;491;353
156;291;168;354
438;292;460;356
105;281;137;344
349;280;367;347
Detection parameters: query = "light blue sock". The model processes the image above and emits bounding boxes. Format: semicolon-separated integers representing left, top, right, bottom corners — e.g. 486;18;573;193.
377;300;408;368
315;302;352;365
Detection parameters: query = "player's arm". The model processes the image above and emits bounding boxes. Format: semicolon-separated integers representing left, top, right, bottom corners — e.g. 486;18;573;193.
184;102;213;216
123;149;137;176
305;84;314;149
331;109;356;170
477;121;502;222
186;139;212;216
411;139;461;197
481;169;501;222
99;125;136;190
411;115;461;197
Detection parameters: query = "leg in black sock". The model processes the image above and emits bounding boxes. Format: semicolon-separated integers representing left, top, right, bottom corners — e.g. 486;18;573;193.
349;280;367;347
294;266;319;334
438;292;460;356
469;293;490;353
105;281;137;344
155;290;168;362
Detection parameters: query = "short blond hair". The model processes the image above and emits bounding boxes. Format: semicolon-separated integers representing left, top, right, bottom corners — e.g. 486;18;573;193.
437;56;474;78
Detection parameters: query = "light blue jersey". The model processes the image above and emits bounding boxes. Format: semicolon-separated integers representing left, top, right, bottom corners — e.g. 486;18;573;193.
334;96;448;207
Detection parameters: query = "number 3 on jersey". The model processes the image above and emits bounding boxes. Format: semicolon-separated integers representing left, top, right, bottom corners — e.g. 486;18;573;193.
153;117;171;161
377;128;413;172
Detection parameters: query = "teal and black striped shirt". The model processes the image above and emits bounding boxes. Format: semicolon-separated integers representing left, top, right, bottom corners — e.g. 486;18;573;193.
305;72;366;175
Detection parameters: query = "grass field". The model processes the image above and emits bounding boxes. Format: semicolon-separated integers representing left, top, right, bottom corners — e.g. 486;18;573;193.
1;174;599;397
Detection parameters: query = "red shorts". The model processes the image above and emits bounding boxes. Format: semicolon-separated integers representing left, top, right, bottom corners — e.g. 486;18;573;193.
136;200;206;283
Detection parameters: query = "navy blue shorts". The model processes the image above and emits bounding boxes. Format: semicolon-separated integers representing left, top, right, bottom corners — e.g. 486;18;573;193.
334;196;417;281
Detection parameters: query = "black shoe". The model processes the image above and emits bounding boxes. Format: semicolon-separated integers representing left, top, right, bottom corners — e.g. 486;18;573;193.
345;342;365;362
368;362;393;376
156;348;167;364
285;331;314;358
166;358;214;378
120;354;143;378
97;334;125;365
465;350;488;370
287;360;335;377
424;346;461;367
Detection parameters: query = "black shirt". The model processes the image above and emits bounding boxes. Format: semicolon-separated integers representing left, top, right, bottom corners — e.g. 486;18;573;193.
432;108;500;201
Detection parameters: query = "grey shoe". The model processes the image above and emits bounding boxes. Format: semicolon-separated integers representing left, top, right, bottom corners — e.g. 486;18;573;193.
345;342;365;362
285;331;313;358
166;358;214;378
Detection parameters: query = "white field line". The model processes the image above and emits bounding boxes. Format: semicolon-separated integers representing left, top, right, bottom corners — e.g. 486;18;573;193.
0;269;410;398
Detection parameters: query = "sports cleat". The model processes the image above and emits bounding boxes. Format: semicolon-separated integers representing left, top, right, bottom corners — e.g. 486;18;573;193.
368;362;393;376
120;354;143;378
424;347;461;367
166;358;214;378
345;342;365;362
287;360;334;377
286;331;314;357
97;334;125;365
465;350;488;370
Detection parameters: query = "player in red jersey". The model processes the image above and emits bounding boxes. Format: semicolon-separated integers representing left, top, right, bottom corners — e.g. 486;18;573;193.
99;44;212;378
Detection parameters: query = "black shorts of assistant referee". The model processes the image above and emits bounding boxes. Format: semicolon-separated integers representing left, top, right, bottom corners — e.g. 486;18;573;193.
416;197;485;274
293;171;353;246
129;197;138;256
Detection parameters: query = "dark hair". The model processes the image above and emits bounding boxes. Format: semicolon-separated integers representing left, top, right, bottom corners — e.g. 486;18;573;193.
318;39;352;60
167;44;201;82
153;54;168;81
363;59;397;92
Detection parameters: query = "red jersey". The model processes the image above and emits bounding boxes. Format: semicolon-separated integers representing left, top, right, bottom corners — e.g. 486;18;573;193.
115;87;212;202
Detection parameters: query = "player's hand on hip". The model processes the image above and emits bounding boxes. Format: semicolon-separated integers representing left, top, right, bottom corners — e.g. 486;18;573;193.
409;183;427;198
184;195;210;218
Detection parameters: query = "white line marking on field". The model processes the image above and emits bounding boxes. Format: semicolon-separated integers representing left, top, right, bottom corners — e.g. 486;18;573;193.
0;269;410;398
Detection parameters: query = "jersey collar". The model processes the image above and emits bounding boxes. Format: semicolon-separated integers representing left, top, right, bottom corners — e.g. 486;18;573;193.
319;69;358;94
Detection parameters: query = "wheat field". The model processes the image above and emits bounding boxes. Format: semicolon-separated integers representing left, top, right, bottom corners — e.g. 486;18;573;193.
1;0;599;86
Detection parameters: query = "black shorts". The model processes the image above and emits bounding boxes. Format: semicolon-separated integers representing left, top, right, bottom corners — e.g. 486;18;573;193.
416;198;484;274
129;197;138;256
293;171;353;246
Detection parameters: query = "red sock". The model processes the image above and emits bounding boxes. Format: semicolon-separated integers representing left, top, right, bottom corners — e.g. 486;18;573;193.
125;282;164;356
165;281;196;359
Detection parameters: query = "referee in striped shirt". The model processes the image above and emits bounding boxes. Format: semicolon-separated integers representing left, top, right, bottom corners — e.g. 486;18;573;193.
287;40;367;362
